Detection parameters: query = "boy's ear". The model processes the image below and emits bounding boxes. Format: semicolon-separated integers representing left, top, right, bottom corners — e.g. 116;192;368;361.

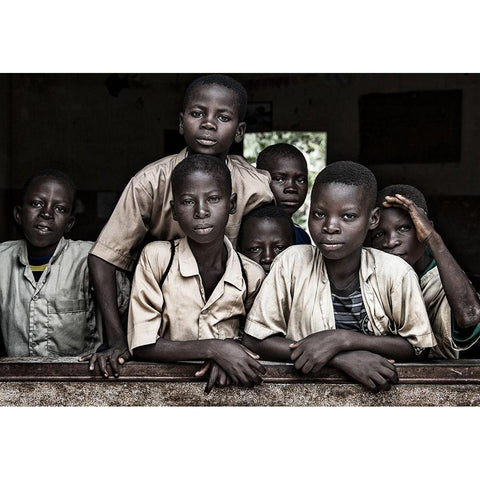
13;205;22;226
368;207;380;230
170;200;178;221
64;215;76;234
179;112;184;135
229;193;237;215
234;122;246;144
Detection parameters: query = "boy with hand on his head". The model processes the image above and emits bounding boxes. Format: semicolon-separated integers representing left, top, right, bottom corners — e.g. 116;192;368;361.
371;184;480;358
0;170;128;357
86;74;273;376
237;204;296;274
128;155;266;393
256;143;311;244
243;162;436;392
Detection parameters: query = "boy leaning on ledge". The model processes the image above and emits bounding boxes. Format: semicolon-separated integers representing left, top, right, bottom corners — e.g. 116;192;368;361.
0;169;129;357
128;155;266;393
371;184;480;359
85;74;273;377
243;161;436;392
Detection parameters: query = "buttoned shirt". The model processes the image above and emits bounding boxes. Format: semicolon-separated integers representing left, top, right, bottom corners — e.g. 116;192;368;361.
245;245;436;350
0;238;129;357
128;236;265;352
90;148;273;272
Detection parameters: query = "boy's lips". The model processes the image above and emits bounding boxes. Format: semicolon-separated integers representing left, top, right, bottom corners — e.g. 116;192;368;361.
35;224;53;234
193;224;214;234
319;241;344;251
196;137;217;147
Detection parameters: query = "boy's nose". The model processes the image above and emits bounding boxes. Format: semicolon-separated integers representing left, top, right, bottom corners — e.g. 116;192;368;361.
194;201;210;218
261;246;275;264
383;233;400;249
322;217;340;234
284;179;297;193
40;204;54;219
200;114;216;130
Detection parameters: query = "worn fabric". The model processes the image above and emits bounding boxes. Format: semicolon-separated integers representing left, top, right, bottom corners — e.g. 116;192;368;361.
90;148;273;272
128;236;265;352
0;238;130;357
245;245;436;350
422;265;480;359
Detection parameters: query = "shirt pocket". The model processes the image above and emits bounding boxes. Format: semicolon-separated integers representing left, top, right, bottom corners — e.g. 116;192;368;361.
47;299;91;355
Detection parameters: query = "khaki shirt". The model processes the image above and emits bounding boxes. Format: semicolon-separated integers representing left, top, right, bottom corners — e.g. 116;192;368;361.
128;236;265;352
0;238;129;357
90;148;273;271
245;246;436;350
422;266;478;359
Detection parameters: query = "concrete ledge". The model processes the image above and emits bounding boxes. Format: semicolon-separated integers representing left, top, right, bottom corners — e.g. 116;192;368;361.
2;358;480;406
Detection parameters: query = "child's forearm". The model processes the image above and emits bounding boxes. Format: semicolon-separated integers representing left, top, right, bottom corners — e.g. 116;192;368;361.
133;338;221;363
426;231;480;329
337;330;418;361
88;254;126;347
243;333;292;362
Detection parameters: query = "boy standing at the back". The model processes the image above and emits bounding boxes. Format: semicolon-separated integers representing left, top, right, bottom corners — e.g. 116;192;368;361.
244;161;436;392
256;143;311;244
86;74;273;376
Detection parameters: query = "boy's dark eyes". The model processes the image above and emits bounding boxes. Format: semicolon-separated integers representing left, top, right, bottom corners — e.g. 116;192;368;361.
312;211;325;219
190;110;204;118
208;195;220;203
217;115;230;122
398;225;411;232
55;206;67;214
296;177;307;184
371;231;384;240
342;213;358;220
273;246;287;254
181;199;195;205
272;176;285;183
31;200;42;208
247;247;261;253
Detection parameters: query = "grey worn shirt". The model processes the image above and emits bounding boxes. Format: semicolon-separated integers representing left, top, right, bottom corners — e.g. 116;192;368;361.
0;237;130;357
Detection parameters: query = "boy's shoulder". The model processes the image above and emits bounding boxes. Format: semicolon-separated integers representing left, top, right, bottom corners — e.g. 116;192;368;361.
362;247;415;279
0;239;24;257
228;154;271;183
271;244;318;271
131;149;187;182
236;251;266;280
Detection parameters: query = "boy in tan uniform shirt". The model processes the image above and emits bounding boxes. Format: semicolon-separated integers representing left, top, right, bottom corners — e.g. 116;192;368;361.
86;75;273;377
371;184;480;359
244;162;436;392
128;154;266;392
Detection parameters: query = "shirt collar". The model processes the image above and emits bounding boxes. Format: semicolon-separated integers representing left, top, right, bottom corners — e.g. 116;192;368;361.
178;236;244;290
17;237;68;267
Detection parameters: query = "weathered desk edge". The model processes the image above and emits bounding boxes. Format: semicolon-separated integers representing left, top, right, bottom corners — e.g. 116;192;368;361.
1;357;480;384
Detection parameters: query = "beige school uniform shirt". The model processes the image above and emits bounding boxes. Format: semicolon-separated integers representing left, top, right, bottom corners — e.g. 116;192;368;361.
422;266;479;359
90;148;273;272
245;245;436;350
0;238;130;357
128;236;265;352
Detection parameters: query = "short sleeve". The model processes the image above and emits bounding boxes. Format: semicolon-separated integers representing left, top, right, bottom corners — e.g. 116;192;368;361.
127;245;166;352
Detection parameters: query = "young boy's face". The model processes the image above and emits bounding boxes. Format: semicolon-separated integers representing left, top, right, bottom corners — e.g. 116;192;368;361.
170;170;236;245
267;155;308;216
239;217;293;273
14;176;75;257
179;84;246;160
308;182;379;262
370;208;425;268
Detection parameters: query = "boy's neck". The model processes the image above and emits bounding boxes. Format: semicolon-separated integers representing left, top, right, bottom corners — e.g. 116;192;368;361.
187;236;228;269
413;250;433;277
25;241;60;259
324;249;362;291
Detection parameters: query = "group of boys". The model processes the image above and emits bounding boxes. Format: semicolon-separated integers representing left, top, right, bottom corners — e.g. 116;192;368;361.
1;74;479;393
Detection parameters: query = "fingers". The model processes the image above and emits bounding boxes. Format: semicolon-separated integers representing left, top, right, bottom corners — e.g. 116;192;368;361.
109;352;121;378
98;355;109;378
239;344;260;360
88;354;97;372
205;363;219;394
195;361;212;378
78;353;92;362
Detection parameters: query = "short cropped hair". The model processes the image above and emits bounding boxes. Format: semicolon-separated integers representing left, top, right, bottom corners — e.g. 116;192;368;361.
171;154;232;197
377;184;428;214
237;204;296;250
313;161;377;210
21;169;77;213
183;74;248;122
256;143;307;171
